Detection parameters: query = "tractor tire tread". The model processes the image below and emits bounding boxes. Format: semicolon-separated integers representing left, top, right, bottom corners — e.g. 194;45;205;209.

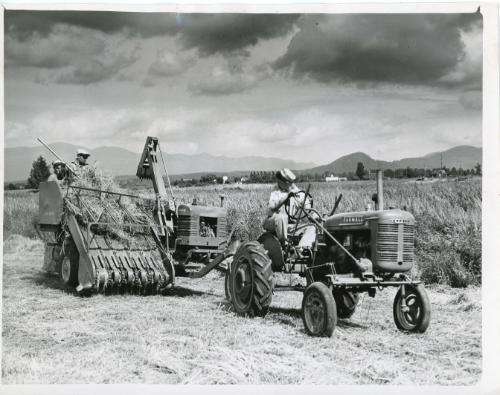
230;241;274;317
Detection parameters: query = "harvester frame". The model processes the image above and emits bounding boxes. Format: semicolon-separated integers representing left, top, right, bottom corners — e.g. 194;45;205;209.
38;136;240;295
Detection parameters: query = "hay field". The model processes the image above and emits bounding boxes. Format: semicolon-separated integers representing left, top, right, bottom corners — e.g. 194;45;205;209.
2;235;481;384
2;178;482;384
4;178;482;286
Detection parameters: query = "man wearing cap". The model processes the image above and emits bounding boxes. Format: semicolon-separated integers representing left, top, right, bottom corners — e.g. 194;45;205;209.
68;148;91;179
263;168;316;256
47;160;67;183
74;148;90;167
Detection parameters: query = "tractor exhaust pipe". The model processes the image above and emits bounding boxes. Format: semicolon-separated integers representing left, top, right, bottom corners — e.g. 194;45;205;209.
376;170;384;211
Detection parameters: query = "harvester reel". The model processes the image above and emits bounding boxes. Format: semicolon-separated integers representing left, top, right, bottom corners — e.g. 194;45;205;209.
393;284;431;333
229;241;273;317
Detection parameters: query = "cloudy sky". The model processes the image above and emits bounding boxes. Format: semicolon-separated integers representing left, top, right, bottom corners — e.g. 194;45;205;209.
5;11;482;165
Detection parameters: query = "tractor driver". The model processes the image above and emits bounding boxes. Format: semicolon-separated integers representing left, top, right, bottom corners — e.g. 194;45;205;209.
263;168;317;257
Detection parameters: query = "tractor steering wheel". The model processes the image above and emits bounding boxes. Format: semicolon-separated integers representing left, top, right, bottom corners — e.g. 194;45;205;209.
285;190;315;222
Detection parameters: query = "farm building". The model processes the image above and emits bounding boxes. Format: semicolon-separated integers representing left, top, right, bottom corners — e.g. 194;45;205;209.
325;174;347;182
325;174;339;182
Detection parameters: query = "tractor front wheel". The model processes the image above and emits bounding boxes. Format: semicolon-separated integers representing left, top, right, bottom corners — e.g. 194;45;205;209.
229;241;273;317
302;282;337;337
393;284;431;333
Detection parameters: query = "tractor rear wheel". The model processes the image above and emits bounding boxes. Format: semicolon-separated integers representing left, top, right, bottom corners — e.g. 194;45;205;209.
60;239;79;288
334;291;359;319
229;241;273;317
393;284;431;333
302;282;337;337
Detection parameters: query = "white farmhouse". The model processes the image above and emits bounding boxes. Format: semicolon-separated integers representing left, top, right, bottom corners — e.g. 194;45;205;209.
325;174;340;182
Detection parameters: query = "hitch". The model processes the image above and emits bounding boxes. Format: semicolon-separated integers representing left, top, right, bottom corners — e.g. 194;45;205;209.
188;240;241;279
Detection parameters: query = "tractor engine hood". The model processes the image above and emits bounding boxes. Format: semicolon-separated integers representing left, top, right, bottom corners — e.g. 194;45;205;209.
324;209;415;229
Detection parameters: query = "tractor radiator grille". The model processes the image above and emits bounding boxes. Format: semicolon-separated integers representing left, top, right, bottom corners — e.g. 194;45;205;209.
177;215;227;238
376;223;414;264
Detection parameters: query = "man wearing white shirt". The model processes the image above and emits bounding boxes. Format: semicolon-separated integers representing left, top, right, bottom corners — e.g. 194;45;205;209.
263;168;316;256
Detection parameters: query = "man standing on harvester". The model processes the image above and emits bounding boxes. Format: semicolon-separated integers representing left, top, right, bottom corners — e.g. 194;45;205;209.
263;168;316;257
69;149;90;171
67;148;91;182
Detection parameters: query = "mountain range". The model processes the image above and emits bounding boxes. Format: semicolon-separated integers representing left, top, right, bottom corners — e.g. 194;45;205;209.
3;142;315;182
308;145;482;175
3;143;481;182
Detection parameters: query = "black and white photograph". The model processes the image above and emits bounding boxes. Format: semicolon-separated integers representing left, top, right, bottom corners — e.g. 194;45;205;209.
1;2;498;390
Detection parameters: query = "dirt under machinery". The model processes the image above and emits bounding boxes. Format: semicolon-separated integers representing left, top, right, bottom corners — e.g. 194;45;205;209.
38;136;239;294
225;171;431;337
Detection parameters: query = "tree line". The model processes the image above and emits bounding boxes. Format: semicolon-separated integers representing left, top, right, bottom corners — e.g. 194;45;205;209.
4;156;483;191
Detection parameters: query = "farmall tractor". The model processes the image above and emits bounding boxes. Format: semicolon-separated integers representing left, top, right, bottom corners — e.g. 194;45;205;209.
225;172;431;337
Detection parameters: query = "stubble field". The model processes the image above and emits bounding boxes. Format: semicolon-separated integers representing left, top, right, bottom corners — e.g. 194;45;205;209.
2;178;482;384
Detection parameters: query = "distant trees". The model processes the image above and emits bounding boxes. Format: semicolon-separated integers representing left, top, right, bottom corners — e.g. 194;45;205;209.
474;163;482;176
356;162;366;180
27;156;50;189
249;171;275;183
167;162;483;188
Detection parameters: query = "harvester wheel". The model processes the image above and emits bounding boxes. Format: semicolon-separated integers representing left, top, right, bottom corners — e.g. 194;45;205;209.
334;291;359;319
229;241;273;317
393;284;431;333
302;282;336;337
60;240;79;288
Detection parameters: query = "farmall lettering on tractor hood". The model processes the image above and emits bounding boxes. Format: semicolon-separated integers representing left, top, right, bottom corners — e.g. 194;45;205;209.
324;209;416;273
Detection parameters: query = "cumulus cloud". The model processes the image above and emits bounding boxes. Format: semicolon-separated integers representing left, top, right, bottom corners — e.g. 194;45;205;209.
176;14;299;56
5;11;178;38
439;23;482;89
274;13;482;86
6;24;140;85
188;59;267;96
6;11;299;56
459;90;482;110
4;106;214;151
147;48;197;79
